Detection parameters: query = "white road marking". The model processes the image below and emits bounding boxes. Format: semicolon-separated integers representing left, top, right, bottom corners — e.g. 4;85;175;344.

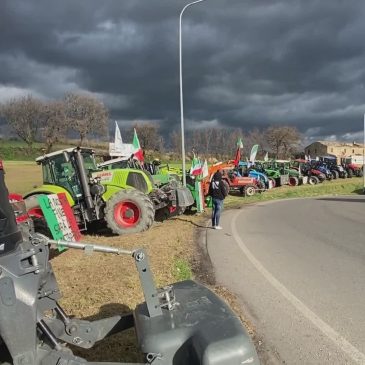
231;208;365;365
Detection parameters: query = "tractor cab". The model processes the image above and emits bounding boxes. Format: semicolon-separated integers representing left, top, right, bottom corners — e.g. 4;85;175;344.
36;148;98;200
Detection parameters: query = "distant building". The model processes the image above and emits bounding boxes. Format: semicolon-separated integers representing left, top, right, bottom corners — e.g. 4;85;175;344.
305;141;364;162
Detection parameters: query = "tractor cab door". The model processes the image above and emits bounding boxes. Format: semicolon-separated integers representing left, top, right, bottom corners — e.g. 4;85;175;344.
42;154;82;199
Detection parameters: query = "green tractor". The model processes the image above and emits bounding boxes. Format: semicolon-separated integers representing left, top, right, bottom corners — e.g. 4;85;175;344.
273;160;307;186
255;161;290;186
98;156;181;188
24;147;194;235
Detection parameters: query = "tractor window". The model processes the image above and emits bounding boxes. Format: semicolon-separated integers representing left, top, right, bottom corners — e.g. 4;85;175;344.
42;163;54;184
48;154;79;196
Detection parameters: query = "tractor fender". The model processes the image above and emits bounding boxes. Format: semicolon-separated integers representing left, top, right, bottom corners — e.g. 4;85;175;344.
101;184;136;201
23;185;75;209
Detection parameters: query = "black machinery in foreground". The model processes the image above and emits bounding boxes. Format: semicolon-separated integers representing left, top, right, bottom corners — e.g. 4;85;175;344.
0;160;260;365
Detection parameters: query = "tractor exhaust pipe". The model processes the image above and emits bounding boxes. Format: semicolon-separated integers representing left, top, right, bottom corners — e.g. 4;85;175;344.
0;161;23;256
73;148;94;211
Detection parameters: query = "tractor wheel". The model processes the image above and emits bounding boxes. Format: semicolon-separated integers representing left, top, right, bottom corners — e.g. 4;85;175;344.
244;185;256;197
332;170;339;179
23;196;53;238
310;176;320;185
347;169;353;178
105;189;154;235
357;169;363;177
288;176;299;186
32;216;52;238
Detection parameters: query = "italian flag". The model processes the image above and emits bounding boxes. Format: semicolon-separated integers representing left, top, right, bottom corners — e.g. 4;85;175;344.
38;193;81;250
234;138;243;166
190;154;203;176
133;128;144;162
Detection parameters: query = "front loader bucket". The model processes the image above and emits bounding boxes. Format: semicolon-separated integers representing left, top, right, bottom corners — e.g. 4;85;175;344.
134;280;259;365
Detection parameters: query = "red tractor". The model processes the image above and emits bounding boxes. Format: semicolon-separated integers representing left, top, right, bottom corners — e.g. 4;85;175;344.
202;163;260;197
341;158;363;177
223;168;259;196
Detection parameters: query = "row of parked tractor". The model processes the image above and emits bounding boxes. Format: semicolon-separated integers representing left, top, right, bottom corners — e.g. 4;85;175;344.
200;155;363;198
6;148;364;239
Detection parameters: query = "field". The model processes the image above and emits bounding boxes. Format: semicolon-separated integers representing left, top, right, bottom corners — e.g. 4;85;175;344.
3;161;364;361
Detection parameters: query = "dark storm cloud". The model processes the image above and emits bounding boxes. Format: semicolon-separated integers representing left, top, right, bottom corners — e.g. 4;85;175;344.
0;0;365;142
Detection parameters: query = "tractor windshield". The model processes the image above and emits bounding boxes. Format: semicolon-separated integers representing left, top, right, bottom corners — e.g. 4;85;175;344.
43;154;81;197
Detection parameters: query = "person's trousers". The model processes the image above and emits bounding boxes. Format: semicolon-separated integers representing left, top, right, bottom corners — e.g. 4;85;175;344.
212;198;223;227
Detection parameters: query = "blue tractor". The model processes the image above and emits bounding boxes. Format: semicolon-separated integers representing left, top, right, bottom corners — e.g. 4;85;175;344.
238;161;274;190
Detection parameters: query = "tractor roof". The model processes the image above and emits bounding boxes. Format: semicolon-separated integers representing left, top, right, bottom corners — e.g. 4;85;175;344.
35;147;94;163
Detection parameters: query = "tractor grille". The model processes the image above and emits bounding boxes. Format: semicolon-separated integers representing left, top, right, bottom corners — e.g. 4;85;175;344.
126;172;148;193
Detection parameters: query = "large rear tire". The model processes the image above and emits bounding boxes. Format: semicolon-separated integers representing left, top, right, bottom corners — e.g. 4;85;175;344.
105;189;154;235
347;169;353;178
331;170;339;179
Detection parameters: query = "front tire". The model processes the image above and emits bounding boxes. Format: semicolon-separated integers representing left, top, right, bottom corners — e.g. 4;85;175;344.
105;189;154;235
289;176;299;186
308;176;317;185
244;185;256;197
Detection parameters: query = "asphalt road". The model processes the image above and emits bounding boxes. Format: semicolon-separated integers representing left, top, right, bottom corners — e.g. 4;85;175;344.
206;196;365;364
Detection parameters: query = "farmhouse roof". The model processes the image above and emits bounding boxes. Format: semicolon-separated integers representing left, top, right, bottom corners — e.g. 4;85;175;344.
308;141;364;148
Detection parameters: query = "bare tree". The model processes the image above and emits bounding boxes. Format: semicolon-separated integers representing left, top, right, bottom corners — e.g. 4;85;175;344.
132;122;163;151
64;93;108;145
42;101;67;153
265;125;301;158
170;130;182;156
0;95;44;152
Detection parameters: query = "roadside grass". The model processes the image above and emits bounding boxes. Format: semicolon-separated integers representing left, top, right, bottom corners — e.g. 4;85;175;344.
173;258;193;281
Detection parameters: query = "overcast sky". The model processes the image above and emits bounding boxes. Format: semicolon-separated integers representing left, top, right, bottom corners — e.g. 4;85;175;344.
1;0;365;144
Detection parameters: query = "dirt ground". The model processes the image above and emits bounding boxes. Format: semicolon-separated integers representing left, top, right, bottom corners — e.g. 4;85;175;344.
51;211;255;362
52;214;199;362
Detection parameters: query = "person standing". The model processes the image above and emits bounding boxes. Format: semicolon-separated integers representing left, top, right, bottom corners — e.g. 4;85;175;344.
208;171;228;229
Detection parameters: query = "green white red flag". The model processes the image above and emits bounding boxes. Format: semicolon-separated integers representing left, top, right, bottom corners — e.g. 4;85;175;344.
202;159;209;178
237;138;243;148
234;138;243;166
190;154;203;176
132;128;144;162
38;193;81;250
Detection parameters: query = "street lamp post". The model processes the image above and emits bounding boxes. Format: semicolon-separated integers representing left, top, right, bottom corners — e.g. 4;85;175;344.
180;0;206;186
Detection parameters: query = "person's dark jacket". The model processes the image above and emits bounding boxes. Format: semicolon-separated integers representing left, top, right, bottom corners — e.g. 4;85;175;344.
208;171;228;200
